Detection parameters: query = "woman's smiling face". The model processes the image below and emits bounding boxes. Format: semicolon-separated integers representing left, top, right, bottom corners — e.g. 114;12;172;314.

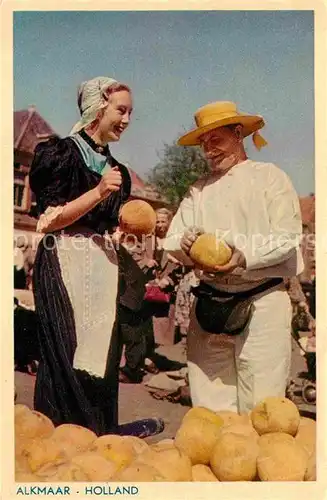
98;90;133;143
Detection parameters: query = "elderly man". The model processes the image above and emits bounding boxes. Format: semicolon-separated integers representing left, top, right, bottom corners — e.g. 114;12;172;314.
163;101;303;414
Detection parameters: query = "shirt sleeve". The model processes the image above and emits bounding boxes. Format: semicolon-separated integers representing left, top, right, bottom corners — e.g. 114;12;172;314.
163;186;197;266
242;164;303;271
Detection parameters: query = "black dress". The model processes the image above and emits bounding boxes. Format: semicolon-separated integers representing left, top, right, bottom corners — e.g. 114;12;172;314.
29;133;131;436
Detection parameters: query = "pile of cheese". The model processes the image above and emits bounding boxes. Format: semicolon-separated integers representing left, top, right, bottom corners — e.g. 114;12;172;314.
15;397;316;482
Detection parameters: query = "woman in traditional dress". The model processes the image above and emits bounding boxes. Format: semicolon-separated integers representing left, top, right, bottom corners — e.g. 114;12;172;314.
29;76;134;435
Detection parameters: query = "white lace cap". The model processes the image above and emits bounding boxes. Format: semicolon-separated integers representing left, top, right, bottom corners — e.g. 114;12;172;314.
69;76;118;135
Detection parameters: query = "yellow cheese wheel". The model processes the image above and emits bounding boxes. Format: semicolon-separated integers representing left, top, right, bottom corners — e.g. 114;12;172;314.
189;233;232;269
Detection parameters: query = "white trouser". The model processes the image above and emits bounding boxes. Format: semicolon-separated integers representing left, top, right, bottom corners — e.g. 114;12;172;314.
187;284;292;414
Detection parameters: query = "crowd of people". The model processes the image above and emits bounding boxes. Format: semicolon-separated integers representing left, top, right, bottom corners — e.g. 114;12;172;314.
14;76;316;436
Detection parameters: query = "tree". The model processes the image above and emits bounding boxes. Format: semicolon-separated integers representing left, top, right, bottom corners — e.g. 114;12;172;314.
147;141;209;209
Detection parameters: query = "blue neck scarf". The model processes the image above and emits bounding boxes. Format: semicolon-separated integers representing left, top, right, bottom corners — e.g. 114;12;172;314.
70;133;110;176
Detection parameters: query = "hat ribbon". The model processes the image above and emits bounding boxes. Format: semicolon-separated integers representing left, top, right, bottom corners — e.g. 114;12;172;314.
252;131;268;150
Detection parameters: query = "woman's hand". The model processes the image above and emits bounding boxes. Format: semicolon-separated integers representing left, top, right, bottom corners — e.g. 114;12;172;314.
96;166;122;200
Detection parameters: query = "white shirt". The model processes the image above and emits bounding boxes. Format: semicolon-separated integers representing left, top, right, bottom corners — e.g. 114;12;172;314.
163;159;304;292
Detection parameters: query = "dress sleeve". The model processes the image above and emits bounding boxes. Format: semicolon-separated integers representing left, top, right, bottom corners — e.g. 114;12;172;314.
36;205;66;233
29;137;76;216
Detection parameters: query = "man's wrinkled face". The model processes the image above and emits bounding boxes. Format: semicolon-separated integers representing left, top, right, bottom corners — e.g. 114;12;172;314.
200;126;242;172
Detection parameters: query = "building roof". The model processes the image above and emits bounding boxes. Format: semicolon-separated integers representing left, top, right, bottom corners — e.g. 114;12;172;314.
14;107;57;156
127;167;147;192
126;166;169;204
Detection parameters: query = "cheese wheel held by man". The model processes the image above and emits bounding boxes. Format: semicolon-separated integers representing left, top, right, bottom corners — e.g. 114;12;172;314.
119;200;156;236
189;233;232;269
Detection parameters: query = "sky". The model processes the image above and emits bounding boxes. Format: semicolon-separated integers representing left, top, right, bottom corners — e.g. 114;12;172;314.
14;10;314;195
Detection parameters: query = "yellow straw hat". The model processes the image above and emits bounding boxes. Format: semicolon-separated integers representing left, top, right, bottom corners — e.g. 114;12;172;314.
178;101;267;150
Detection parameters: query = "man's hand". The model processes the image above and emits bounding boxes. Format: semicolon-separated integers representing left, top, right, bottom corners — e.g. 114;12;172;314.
180;226;204;255
212;247;247;274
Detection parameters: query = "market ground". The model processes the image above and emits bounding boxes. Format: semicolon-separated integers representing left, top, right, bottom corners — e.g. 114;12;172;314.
14;336;315;443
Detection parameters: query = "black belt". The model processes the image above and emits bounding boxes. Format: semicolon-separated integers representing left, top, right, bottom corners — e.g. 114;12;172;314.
191;277;283;301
